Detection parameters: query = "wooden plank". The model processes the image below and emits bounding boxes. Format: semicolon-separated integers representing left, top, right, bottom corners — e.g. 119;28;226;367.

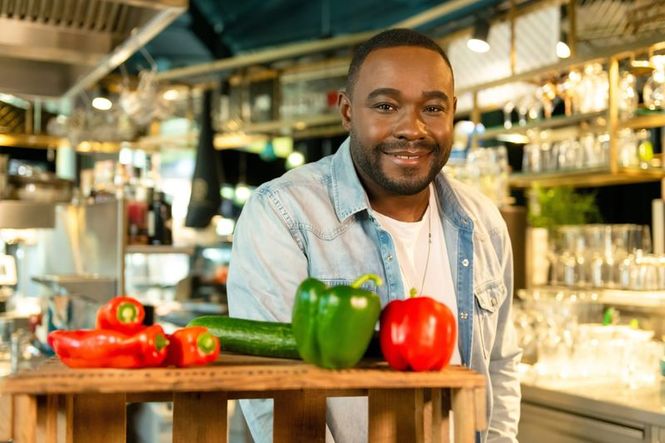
0;358;484;395
430;388;452;443
172;392;227;443
368;389;425;443
474;387;487;431
423;390;433;443
36;395;58;443
0;394;12;441
127;389;365;402
273;391;326;443
14;394;37;443
451;388;475;443
67;394;126;443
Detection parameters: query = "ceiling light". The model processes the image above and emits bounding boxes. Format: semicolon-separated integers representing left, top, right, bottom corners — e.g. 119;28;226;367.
234;184;252;205
556;41;571;59
162;89;180;101
467;20;490;53
556;32;571;59
286;151;305;169
92;96;112;111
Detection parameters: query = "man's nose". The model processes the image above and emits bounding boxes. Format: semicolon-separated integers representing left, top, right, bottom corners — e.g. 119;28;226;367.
393;108;427;140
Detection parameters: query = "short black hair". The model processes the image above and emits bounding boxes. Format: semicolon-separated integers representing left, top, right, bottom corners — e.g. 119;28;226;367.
345;28;453;96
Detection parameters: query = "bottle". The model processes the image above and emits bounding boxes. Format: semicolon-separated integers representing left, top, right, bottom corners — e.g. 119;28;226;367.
150;191;172;245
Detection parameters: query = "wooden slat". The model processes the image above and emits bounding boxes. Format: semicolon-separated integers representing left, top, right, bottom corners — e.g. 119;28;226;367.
474;387;487;431
273;391;327;443
368;389;425;443
36;395;59;443
14;394;37;443
430;388;452;443
67;394;126;443
0;394;12;441
451;388;475;443
172;392;227;443
0;357;485;395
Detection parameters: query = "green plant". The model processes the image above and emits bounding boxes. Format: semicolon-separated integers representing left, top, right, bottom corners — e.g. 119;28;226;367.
527;186;602;231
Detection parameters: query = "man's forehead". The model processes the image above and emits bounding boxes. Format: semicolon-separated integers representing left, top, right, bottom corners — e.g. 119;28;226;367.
354;46;454;93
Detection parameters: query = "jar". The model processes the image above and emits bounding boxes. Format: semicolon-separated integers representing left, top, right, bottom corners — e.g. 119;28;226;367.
643;55;665;110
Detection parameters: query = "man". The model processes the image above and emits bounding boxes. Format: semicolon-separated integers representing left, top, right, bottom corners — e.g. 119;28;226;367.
227;28;521;442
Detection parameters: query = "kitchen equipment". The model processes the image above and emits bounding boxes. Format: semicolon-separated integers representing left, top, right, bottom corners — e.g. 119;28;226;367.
7;173;73;203
32;274;116;349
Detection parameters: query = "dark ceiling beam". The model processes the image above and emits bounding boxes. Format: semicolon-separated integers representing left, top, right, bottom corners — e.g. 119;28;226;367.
188;1;233;59
156;0;480;81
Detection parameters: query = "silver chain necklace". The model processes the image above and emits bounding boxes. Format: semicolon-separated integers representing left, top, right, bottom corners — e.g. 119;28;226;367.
409;205;432;296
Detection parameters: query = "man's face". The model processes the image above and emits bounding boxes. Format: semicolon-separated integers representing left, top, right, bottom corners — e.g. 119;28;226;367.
339;46;456;196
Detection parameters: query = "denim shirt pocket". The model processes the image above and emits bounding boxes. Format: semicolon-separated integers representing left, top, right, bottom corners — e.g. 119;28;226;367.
473;280;506;361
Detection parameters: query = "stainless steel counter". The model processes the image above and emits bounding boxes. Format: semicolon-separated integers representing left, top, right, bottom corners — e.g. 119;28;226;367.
520;378;665;443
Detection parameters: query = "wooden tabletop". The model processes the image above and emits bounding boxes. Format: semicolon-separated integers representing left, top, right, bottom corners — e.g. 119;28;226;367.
0;354;485;396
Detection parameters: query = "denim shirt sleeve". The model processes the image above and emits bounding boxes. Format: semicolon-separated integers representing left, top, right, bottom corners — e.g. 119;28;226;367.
226;187;309;443
486;222;522;442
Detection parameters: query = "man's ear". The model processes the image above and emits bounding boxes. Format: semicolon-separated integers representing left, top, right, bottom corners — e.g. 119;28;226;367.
338;91;352;131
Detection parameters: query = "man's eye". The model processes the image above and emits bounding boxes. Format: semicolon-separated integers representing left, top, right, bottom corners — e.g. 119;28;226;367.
424;105;444;113
373;103;396;112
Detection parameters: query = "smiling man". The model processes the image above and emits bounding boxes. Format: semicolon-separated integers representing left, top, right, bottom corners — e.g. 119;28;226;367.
228;29;521;442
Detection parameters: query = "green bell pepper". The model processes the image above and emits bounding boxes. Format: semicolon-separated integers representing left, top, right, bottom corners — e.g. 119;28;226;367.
292;273;382;369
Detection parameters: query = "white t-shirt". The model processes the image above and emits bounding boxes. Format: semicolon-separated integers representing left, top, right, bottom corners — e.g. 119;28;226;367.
372;184;461;365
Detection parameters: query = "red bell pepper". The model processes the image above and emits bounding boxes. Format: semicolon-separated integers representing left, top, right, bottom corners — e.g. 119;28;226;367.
48;324;169;369
166;326;220;367
96;296;145;334
133;324;171;367
379;296;457;372
48;329;143;368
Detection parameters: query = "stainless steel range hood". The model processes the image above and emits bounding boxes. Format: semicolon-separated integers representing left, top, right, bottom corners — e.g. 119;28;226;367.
0;0;187;99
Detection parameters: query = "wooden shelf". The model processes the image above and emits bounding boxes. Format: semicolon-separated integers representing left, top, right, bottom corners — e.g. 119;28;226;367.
125;245;195;255
509;167;665;188
0;133;67;149
478;111;607;141
620;112;665;130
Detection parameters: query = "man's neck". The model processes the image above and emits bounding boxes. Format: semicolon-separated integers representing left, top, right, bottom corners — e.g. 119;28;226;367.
368;185;431;222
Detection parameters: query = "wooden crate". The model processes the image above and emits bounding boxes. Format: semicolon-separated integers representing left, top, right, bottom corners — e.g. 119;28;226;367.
0;354;486;443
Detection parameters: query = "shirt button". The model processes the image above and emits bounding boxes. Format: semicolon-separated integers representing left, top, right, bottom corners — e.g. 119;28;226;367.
386;254;393;262
462;259;469;267
460;312;469;320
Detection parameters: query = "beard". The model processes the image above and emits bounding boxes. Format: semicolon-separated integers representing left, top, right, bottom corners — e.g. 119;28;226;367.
349;128;448;196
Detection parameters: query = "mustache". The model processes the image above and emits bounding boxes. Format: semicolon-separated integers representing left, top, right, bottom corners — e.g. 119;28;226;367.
376;140;439;153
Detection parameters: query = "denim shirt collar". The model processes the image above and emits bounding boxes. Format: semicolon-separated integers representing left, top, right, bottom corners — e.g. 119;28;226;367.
434;174;474;232
330;137;371;222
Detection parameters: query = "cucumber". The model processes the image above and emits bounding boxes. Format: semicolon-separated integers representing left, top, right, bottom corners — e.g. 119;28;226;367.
188;316;301;359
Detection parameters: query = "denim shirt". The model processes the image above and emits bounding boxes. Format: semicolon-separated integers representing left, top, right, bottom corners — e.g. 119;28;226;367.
227;138;522;443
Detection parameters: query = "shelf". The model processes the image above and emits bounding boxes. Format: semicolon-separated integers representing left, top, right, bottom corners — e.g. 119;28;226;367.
0;134;67;149
523;286;665;309
125;245;195;255
599;289;665;309
509;167;665;188
221;113;343;135
620;112;665;130
478;111;607;141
